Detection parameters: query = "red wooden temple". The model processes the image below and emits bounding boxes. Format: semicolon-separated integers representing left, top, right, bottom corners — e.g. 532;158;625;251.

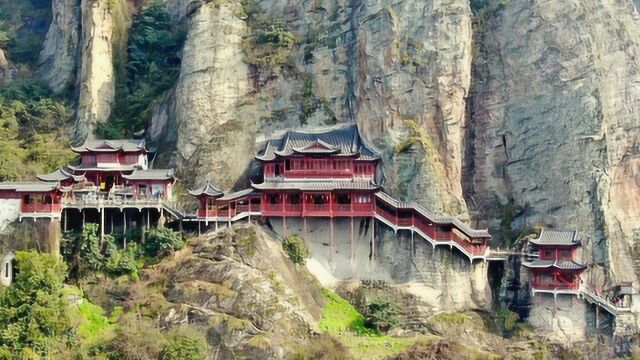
189;125;492;261
0;138;176;220
523;229;587;294
0;182;65;219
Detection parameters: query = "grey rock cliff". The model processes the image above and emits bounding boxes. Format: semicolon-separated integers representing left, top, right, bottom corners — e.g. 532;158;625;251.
467;0;640;289
75;0;117;141
37;0;81;94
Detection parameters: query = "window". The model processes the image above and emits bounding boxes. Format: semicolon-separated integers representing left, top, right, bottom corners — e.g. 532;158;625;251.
336;193;351;204
560;250;570;259
23;195;31;204
288;193;301;204
543;250;552;258
355;195;370;203
285;159;291;170
268;194;280;204
84;154;96;165
5;263;8;278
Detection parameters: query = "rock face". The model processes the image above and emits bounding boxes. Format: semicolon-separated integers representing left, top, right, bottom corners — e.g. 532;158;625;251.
37;0;81;94
271;217;491;312
164;224;324;359
467;0;640;287
168;1;253;187
154;0;473;216
75;0;116;141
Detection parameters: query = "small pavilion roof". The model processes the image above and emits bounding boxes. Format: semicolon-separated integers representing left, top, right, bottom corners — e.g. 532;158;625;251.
37;168;85;183
256;124;380;161
72;139;146;153
0;182;60;193
219;188;256;201
122;169;175;181
523;259;587;271
251;179;380;191
188;181;224;197
530;229;581;246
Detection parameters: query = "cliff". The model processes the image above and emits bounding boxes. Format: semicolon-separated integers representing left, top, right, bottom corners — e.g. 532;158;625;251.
28;0;640;324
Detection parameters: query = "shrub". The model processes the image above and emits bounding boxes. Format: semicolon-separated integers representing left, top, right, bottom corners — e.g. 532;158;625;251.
105;245;140;279
104;0;185;137
145;227;184;257
282;234;309;265
365;299;400;332
0;251;72;356
161;335;205;360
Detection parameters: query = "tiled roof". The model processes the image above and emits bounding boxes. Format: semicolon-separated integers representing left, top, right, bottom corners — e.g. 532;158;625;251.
0;182;60;192
252;179;380;191
219;188;256;201
72;139;146;153
122;169;175;181
256;124;380;161
522;259;587;270
530;229;580;246
67;164;137;172
37;168;85;182
188;181;224;197
374;192;491;238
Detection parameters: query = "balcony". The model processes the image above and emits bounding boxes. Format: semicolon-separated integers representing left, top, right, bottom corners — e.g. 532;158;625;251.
20;203;63;215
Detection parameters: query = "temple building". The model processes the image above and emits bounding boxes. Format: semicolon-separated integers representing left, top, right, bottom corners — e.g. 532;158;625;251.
0;138;177;237
523;229;587;295
67;139;148;191
190;124;492;261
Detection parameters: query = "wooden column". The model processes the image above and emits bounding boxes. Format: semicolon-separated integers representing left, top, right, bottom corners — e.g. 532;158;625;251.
248;199;252;223
282;194;287;237
100;207;105;243
329;218;334;265
123;210;127;248
371;217;375;261
63;209;67;232
350;217;355;264
303;217;308;248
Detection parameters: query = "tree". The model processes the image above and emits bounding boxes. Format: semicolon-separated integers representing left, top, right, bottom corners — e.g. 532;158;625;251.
282;234;309;265
365;299;400;333
0;251;72;357
145;227;183;257
162;335;204;360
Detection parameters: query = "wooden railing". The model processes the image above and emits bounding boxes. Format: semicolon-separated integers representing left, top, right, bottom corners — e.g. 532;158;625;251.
21;203;62;213
531;280;580;290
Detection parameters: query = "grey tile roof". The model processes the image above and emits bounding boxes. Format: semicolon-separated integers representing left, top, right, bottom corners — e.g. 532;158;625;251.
530;229;580;246
188;181;224;197
256;124;380;161
122;169;175;181
374;192;491;238
0;182;60;192
252;179;380;191
72;139;146;153
37;168;85;182
219;188;256;201
67;164;137;172
523;259;587;270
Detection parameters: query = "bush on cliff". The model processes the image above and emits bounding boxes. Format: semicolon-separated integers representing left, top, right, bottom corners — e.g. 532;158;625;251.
145;227;184;257
0;251;73;357
282;234;309;265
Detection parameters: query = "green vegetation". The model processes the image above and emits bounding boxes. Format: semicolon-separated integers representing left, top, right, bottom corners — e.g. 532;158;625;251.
317;289;429;359
282;234;309;265
145;227;184;257
241;0;296;79
0;80;74;181
0;251;73;358
161;334;205;360
99;0;184;138
318;289;372;334
0;0;51;66
365;298;401;332
63;224;183;280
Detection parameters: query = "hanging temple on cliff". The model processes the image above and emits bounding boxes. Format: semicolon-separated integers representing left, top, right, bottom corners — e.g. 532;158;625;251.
0;124;638;346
